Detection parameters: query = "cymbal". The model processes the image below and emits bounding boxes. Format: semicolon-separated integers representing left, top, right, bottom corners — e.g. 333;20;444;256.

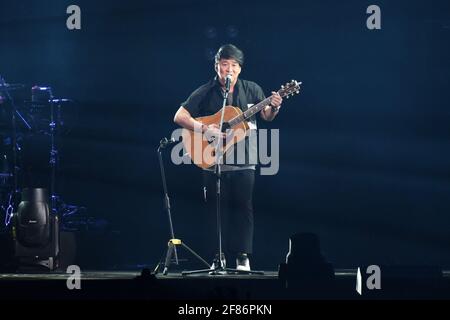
0;83;25;91
23;98;74;105
49;98;74;103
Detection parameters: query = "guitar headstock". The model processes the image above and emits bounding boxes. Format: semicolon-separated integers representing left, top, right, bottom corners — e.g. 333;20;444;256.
277;80;302;99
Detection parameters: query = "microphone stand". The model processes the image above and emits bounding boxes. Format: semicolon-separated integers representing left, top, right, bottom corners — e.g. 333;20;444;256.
154;138;210;275
211;77;230;274
157;140;178;267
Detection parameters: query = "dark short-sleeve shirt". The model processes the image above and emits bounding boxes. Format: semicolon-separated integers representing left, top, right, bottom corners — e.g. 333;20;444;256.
182;77;265;119
181;77;266;168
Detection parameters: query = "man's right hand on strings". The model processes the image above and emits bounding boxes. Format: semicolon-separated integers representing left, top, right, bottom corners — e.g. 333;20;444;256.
204;123;226;142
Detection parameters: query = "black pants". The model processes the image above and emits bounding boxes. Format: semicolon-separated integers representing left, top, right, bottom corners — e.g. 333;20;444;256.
202;169;255;259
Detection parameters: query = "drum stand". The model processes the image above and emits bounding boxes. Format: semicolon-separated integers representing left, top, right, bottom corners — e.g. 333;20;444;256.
0;75;31;227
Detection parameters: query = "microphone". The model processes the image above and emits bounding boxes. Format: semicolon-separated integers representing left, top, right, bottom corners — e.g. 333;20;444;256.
159;137;178;148
225;74;232;91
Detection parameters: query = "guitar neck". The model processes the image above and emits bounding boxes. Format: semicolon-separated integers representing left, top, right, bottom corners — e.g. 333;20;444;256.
226;80;301;127
228;97;271;127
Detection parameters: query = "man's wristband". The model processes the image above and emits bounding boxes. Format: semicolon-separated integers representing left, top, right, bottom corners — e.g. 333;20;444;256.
270;104;280;113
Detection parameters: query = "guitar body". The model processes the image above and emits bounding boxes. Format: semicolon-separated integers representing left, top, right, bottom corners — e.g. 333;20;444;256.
181;106;250;169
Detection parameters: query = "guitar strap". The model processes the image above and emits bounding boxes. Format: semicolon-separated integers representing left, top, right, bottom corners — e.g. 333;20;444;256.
227;92;233;106
234;80;255;126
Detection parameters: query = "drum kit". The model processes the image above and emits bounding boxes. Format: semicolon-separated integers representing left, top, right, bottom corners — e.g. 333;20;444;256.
0;74;82;230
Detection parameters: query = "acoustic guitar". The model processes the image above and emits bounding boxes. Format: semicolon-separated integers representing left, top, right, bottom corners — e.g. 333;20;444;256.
181;80;301;169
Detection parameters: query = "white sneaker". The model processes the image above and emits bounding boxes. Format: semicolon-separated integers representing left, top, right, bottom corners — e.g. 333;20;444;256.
236;254;251;271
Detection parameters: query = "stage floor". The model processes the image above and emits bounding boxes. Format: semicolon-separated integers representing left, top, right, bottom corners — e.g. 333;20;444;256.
1;269;449;300
0;270;279;280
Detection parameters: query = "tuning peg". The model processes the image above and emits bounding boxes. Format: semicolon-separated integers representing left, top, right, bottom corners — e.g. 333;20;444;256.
286;96;289;99
296;91;299;94
281;85;285;89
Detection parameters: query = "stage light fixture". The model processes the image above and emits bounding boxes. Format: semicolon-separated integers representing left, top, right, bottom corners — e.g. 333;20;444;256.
12;188;59;271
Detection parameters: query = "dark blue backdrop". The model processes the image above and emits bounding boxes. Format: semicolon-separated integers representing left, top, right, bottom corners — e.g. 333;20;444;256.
1;0;449;270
